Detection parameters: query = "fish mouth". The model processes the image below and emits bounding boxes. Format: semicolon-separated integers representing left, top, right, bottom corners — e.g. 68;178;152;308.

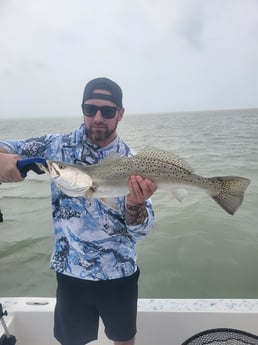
36;161;60;178
36;162;49;174
48;162;61;178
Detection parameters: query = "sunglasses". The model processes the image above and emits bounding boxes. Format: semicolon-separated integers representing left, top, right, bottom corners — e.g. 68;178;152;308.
82;104;119;119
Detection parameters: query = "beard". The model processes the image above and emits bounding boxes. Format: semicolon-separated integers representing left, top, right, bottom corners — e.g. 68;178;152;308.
86;118;119;144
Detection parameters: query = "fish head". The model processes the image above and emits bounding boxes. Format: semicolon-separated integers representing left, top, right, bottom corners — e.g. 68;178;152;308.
40;160;94;197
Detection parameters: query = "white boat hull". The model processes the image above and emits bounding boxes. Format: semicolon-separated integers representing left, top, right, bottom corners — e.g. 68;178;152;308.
1;297;258;344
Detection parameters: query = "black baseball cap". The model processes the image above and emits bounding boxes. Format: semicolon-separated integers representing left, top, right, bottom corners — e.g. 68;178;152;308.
82;77;123;108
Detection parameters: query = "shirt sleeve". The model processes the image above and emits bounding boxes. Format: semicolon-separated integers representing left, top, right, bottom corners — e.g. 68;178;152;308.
0;134;61;159
125;198;155;241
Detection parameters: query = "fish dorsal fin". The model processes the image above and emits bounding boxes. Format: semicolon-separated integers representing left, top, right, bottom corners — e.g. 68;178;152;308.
136;147;194;172
98;152;125;164
104;152;122;160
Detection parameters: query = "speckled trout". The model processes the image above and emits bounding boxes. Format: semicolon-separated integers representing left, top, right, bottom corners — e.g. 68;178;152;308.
38;147;250;215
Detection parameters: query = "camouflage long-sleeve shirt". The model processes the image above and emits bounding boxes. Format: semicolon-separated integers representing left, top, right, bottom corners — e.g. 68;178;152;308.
0;124;154;280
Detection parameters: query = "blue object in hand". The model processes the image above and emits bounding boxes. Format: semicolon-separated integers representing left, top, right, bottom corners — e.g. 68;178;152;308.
16;157;47;178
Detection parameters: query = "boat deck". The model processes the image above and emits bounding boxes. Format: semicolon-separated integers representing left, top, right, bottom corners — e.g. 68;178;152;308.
1;298;258;344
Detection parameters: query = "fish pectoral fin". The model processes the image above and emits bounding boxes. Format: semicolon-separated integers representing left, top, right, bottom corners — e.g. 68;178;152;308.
170;188;188;202
158;183;188;202
100;198;119;210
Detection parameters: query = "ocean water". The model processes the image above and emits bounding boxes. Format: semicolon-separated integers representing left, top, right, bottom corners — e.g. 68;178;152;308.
0;108;257;299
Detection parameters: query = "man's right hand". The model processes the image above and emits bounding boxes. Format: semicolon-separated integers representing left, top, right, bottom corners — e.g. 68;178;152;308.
0;152;24;183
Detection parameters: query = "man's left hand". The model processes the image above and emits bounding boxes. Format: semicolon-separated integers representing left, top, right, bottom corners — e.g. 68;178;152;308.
127;175;157;205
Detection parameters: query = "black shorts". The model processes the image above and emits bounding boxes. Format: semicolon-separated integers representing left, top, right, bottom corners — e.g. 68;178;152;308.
54;268;140;345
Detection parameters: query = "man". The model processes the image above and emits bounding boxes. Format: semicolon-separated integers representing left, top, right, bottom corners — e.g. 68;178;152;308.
0;77;157;345
0;152;24;182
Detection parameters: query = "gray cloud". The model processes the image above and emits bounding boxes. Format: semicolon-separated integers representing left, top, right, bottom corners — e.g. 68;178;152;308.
0;0;257;118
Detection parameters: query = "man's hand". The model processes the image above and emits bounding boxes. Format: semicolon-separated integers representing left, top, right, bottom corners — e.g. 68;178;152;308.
127;175;157;205
0;153;24;183
125;176;157;225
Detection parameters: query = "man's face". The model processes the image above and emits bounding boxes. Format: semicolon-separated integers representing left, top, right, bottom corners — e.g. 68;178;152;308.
83;89;124;147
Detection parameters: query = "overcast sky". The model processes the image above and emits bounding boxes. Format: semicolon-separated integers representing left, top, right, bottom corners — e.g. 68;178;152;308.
0;0;257;118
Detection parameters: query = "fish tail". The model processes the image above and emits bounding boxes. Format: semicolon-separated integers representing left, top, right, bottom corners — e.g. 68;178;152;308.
209;176;251;215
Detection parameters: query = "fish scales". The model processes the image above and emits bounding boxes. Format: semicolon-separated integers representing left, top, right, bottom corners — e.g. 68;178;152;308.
87;153;213;191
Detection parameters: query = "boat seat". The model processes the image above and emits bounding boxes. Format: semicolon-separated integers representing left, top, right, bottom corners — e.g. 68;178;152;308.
181;328;258;345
